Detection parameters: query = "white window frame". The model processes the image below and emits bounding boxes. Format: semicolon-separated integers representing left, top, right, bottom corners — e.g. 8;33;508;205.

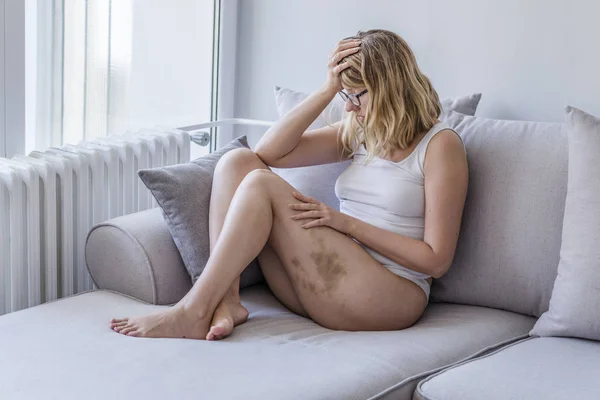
35;0;63;152
0;0;5;158
212;0;237;150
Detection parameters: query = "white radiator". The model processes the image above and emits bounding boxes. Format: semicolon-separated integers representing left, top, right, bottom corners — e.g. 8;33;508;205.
0;128;190;316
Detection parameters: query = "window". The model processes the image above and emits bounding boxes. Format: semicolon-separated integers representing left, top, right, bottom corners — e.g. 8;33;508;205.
1;0;28;159
3;0;222;160
0;0;5;158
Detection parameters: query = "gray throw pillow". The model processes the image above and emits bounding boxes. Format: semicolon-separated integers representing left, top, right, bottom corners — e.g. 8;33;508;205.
138;136;264;287
272;86;483;210
531;106;600;340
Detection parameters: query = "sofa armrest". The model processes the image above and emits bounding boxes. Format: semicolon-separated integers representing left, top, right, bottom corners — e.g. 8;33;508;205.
85;208;192;305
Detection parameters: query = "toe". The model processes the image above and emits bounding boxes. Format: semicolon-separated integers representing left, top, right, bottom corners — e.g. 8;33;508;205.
112;321;128;330
212;326;224;336
110;319;129;329
207;326;225;341
120;326;137;335
115;323;132;333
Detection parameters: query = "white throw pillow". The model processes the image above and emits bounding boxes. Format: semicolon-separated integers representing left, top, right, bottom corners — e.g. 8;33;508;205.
274;86;346;129
531;106;600;340
273;85;482;129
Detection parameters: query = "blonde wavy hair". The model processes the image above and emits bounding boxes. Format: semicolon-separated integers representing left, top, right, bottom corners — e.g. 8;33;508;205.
338;29;441;161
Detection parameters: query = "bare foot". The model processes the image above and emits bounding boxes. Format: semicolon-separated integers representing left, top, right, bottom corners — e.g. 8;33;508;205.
206;301;249;341
110;306;210;340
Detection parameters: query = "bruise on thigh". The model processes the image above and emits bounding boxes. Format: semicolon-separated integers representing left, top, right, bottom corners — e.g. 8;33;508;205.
308;229;348;293
286;231;348;296
288;256;319;295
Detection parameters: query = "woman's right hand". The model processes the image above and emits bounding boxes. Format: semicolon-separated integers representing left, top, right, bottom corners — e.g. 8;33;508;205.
324;39;362;93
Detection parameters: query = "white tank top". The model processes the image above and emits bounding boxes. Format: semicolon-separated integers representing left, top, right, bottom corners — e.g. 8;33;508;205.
334;123;457;298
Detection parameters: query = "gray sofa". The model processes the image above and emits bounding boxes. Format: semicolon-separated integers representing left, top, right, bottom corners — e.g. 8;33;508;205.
1;108;598;400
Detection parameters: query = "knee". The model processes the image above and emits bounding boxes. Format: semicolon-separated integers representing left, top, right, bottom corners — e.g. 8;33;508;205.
238;169;286;198
240;169;278;189
215;148;265;176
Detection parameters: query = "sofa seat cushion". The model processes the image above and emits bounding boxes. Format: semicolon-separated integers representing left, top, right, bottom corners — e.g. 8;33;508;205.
415;337;600;400
0;285;534;400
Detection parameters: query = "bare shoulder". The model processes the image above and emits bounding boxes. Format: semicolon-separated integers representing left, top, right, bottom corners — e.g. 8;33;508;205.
424;129;467;171
429;129;464;153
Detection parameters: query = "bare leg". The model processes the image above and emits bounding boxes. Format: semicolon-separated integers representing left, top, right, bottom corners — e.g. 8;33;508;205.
256;244;310;318
109;166;427;339
205;151;308;340
173;170;285;322
186;170;427;332
109;151;304;339
204;149;267;340
109;149;259;339
109;168;279;339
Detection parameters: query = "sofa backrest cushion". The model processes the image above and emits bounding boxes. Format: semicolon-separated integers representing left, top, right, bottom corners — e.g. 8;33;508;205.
431;111;568;317
531;106;600;340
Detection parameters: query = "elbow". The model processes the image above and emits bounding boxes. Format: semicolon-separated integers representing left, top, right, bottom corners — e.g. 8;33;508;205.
253;143;267;161
430;268;446;280
429;258;452;279
254;149;290;168
253;148;276;167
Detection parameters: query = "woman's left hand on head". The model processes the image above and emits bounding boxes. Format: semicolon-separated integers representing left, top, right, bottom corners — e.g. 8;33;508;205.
289;192;349;233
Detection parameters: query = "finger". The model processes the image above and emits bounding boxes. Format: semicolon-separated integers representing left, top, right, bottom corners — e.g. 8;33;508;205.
293;192;318;204
291;192;309;203
331;42;361;62
302;219;324;229
289;203;319;211
337;40;362;52
337;38;361;48
291;211;322;220
336;47;361;61
292;191;306;199
334;61;352;74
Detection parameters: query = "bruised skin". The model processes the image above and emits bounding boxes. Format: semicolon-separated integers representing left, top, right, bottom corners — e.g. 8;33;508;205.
287;232;348;297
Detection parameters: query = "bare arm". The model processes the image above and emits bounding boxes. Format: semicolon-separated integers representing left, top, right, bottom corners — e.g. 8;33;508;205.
254;38;362;168
254;86;348;168
343;130;468;278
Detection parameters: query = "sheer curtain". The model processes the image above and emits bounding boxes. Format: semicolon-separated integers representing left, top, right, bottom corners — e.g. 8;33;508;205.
35;0;216;159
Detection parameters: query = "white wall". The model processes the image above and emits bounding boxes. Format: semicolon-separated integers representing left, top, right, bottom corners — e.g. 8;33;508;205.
233;0;600;141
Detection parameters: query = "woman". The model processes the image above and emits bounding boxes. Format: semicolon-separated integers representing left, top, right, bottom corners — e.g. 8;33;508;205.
110;29;468;340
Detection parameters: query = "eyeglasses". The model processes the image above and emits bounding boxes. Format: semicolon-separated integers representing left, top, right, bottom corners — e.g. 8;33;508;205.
338;89;368;107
